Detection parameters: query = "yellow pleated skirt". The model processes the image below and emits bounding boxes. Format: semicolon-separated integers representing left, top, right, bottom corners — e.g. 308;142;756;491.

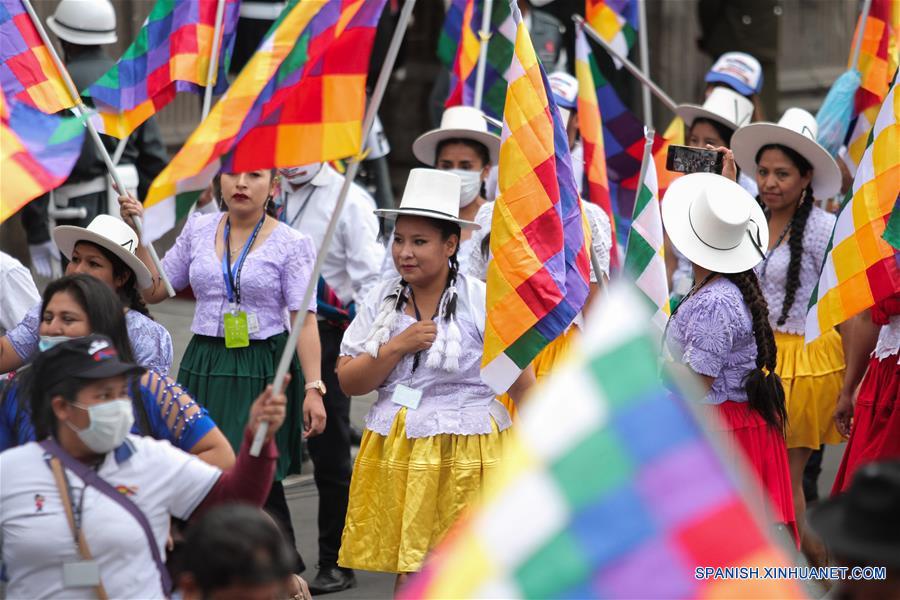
775;329;845;449
497;327;580;417
337;408;510;574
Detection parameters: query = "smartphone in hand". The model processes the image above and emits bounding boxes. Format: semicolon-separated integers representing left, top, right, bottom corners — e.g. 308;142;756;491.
665;145;724;174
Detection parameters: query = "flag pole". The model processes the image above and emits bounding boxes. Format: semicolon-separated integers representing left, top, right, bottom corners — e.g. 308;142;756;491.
21;0;175;298
625;128;655;254
201;0;227;120
848;0;873;70
636;0;652;129
573;15;678;114
472;0;494;110
251;0;418;456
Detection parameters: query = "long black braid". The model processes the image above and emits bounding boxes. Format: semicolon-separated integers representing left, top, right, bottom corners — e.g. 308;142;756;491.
754;143;815;328
722;270;787;433
87;242;153;319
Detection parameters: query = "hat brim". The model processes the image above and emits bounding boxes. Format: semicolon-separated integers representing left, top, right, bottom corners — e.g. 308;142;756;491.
412;128;501;167
374;207;481;230
77;360;146;381
705;73;755;97
661;174;769;274
808;497;900;568
53;226;154;290
732;122;842;198
47;16;117;45
676;104;741;132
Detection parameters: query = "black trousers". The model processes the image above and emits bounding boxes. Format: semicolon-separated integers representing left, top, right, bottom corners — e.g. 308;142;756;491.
307;321;353;569
265;480;305;574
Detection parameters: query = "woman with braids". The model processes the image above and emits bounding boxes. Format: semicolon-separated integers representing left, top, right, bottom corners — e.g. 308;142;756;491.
0;215;173;375
335;170;534;588
0;274;234;468
733;108;845;560
662;173;796;542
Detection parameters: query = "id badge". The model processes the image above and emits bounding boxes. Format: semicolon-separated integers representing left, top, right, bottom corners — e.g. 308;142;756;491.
391;384;423;410
246;312;260;335
223;310;250;348
63;560;100;587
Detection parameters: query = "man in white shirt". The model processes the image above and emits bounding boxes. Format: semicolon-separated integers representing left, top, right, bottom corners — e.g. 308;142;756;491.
277;162;384;594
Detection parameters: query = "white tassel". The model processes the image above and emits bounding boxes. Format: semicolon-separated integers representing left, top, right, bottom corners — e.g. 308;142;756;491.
425;321;446;369
442;316;462;372
363;283;405;358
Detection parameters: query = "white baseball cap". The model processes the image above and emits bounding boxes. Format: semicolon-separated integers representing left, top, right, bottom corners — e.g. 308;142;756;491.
705;52;763;97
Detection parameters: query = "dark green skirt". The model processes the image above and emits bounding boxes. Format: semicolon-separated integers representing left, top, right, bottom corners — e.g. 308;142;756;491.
178;332;304;481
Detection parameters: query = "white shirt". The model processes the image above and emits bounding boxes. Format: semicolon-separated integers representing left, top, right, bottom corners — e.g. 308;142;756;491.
0;252;39;336
0;435;220;599
279;164;384;306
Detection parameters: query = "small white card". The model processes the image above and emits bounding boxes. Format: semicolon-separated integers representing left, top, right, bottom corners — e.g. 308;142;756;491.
247;312;260;334
63;560;100;587
391;384;423;410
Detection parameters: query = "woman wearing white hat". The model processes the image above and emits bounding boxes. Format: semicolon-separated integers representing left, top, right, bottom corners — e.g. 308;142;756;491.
732;108;845;560
663;173;796;543
0;215;173;376
335;169;534;587
412;106;500;275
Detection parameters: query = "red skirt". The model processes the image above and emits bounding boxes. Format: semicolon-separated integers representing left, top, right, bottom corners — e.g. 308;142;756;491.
700;400;798;545
832;353;900;494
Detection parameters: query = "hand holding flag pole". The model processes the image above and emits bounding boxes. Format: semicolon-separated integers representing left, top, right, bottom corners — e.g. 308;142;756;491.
21;0;175;298
250;0;418;456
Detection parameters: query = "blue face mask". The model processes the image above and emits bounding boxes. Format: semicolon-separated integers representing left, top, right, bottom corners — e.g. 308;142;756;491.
38;335;73;352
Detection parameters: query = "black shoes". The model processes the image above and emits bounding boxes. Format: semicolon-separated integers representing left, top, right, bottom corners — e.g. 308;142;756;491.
308;566;357;595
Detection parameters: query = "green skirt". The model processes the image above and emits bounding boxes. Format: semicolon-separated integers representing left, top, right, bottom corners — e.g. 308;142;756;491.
178;332;304;481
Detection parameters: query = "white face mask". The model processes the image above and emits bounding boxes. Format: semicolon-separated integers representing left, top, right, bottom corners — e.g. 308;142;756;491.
67;399;134;454
280;163;322;186
39;335;73;352
448;169;482;208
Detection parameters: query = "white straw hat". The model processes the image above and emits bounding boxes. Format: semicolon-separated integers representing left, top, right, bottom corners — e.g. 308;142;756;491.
676;87;754;132
375;168;481;229
662;173;769;274
731;108;842;198
412;106;501;166
54;215;153;289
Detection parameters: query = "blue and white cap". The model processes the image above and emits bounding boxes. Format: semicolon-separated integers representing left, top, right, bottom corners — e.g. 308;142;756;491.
705;52;763;97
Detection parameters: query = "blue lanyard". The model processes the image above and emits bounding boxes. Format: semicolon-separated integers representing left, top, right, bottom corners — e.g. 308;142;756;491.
222;215;265;307
279;185;316;228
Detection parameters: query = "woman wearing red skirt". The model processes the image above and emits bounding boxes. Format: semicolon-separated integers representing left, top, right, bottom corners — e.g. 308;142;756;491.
662;173;797;543
832;293;900;493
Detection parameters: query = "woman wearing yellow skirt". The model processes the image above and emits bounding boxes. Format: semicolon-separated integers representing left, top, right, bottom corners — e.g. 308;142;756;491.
336;170;534;592
733;108;845;564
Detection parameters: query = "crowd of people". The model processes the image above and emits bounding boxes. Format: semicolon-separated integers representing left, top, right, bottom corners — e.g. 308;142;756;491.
0;0;898;599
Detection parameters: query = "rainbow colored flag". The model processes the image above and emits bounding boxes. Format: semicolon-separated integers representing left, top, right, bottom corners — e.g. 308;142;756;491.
806;68;900;342
624;149;669;336
584;0;638;68
143;0;385;241
445;0;515;124
575;27;618;270
437;0;468;69
85;0;241;139
844;0;899;172
1;84;85;222
404;285;804;600
481;2;590;393
0;0;76;113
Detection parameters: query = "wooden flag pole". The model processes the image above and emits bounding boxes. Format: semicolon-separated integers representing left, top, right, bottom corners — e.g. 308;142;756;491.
636;0;653;129
573;15;678;114
21;0;175;297
251;0;418;456
201;0;227;120
472;0;495;110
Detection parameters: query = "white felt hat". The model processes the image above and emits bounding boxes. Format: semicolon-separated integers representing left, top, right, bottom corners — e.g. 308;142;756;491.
413;106;501;166
54;215;153;289
731;107;842;198
662;173;769;274
676;87;754;132
375;169;480;229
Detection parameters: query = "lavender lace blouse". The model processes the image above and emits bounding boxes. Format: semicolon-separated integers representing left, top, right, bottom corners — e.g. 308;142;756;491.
756;206;835;335
340;274;511;439
7;304;173;375
666;278;756;404
163;212;317;339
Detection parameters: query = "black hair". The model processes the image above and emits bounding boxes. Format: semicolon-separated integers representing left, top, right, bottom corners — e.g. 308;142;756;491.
176;504;296;594
689;117;735;147
213;169;279;217
435;138;491;168
75;241;152;319
387;216;462;322
754;143;815;327
722;270;787;432
15;275;151;440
